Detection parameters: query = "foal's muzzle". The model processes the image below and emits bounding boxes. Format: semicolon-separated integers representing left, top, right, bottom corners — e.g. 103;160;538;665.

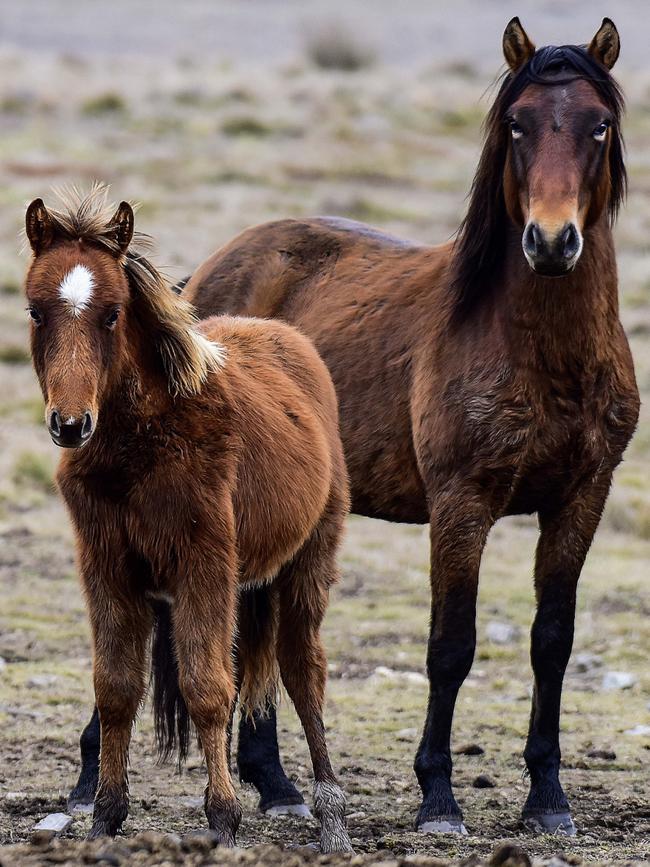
522;221;582;276
48;409;95;448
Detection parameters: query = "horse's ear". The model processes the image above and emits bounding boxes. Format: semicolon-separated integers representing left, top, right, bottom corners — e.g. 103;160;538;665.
588;18;620;70
503;17;536;72
108;201;134;253
25;198;54;254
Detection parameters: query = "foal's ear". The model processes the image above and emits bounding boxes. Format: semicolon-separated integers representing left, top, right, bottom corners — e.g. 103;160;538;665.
588;18;620;70
107;201;134;253
503;17;536;72
25;198;54;254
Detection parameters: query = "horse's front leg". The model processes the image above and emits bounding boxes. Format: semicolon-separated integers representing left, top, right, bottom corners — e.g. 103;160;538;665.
86;578;152;839
67;706;100;811
415;483;493;834
523;473;613;836
173;537;242;845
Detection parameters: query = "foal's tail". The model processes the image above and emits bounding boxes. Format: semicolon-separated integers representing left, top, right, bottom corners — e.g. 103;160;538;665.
151;600;192;765
237;585;280;717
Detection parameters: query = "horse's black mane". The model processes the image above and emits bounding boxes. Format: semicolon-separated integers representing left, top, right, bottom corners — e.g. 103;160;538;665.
450;45;626;321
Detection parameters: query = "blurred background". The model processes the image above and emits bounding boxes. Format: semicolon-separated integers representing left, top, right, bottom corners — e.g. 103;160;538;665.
0;0;648;859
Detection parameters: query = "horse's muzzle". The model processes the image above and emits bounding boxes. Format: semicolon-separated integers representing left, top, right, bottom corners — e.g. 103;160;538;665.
522;221;582;277
48;409;95;448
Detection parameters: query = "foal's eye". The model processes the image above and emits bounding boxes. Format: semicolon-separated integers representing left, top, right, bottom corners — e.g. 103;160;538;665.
593;121;609;142
27;306;43;326
509;120;524;140
105;308;121;329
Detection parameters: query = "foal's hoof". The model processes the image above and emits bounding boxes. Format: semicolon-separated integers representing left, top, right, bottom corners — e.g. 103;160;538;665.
523;811;577;836
265;802;313;819
418;817;469;835
67;783;97;812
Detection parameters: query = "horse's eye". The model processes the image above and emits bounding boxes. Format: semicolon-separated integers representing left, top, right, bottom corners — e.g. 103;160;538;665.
105;308;120;329
593;121;609;142
509;120;524;140
27;306;43;326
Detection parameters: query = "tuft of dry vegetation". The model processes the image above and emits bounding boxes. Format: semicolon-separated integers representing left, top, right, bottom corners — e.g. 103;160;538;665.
304;21;375;71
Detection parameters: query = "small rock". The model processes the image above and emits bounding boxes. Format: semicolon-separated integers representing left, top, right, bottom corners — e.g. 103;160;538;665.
602;671;636;691
489;843;532;867
486;621;520;645
573;652;603;672
396;727;418;741
26;674;58;689
346;810;366;820
454;742;485;756
472;774;496;788
586;748;616;760
624;724;650;736
373;666;427;684
33;812;73;833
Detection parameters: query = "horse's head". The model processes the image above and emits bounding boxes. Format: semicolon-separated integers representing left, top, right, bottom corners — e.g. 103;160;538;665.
501;18;624;277
24;196;134;447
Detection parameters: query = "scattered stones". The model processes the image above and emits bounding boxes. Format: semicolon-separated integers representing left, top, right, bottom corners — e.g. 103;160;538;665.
602;671;636;691
32;812;73;834
454;742;485;756
26;674;58;689
586;748;617;760
373;666;427;685
624;724;650;736
486;621;520;645
472;774;496;788
489;842;532;867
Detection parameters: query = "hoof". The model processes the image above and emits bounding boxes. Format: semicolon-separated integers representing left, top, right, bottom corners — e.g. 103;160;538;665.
71;803;94;815
67;789;96;812
418;817;469;835
523;811;577;836
86;822;114;841
265;803;313;819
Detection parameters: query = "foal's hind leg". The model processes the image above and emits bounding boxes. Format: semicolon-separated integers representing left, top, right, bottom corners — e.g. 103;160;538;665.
276;521;352;853
523;476;612;836
236;586;308;816
67;706;100;811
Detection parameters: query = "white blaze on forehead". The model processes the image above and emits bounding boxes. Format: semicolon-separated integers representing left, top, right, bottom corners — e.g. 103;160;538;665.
58;264;94;316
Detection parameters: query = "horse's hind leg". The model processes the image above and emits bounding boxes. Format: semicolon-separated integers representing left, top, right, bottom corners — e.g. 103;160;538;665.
67;706;100;811
236;586;308;816
275;516;352;853
523;475;611;836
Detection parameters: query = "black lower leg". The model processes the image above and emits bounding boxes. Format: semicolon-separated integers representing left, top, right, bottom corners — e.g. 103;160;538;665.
68;706;100;809
415;621;475;829
237;705;304;811
523;589;576;826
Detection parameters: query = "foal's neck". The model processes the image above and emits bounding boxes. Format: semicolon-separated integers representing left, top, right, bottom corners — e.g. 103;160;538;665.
500;217;619;370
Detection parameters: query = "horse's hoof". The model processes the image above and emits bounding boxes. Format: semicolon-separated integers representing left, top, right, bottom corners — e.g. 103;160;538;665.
265;803;313;819
523;811;577;836
418;817;469;835
86;822;113;841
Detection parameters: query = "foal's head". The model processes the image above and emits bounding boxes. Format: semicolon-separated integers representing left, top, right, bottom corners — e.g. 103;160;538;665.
24;185;224;448
501;18;624;277
452;19;626;316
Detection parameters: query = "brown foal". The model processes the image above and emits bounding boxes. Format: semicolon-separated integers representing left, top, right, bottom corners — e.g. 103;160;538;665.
23;185;352;851
178;19;638;835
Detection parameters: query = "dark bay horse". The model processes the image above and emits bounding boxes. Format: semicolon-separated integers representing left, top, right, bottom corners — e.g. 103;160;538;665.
23;186;352;851
183;18;637;836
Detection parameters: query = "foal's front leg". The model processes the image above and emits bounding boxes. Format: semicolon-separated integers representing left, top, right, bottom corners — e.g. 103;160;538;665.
86;582;152;839
415;485;493;834
173;542;242;845
523;475;612;836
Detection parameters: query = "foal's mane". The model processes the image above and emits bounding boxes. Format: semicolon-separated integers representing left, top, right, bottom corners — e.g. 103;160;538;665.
42;184;225;396
450;45;626;321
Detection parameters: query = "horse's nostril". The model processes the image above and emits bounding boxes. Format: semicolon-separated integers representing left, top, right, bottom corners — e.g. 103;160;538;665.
523;223;539;257
561;224;581;259
81;411;94;439
49;410;61;437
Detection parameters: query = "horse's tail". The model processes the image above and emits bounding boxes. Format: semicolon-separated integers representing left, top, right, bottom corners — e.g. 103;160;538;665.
151;599;192;765
237;585;280;717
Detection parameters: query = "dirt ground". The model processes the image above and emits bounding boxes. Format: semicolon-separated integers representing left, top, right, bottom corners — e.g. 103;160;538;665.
0;2;649;865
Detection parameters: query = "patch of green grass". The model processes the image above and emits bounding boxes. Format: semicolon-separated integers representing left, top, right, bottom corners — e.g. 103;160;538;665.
221;116;273;138
0;345;30;364
13;451;54;494
81;92;127;116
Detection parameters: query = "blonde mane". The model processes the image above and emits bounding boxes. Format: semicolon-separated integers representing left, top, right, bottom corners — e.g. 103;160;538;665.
37;183;225;396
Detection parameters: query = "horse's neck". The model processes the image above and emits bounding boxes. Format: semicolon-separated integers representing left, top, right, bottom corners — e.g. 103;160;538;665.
499;219;619;371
